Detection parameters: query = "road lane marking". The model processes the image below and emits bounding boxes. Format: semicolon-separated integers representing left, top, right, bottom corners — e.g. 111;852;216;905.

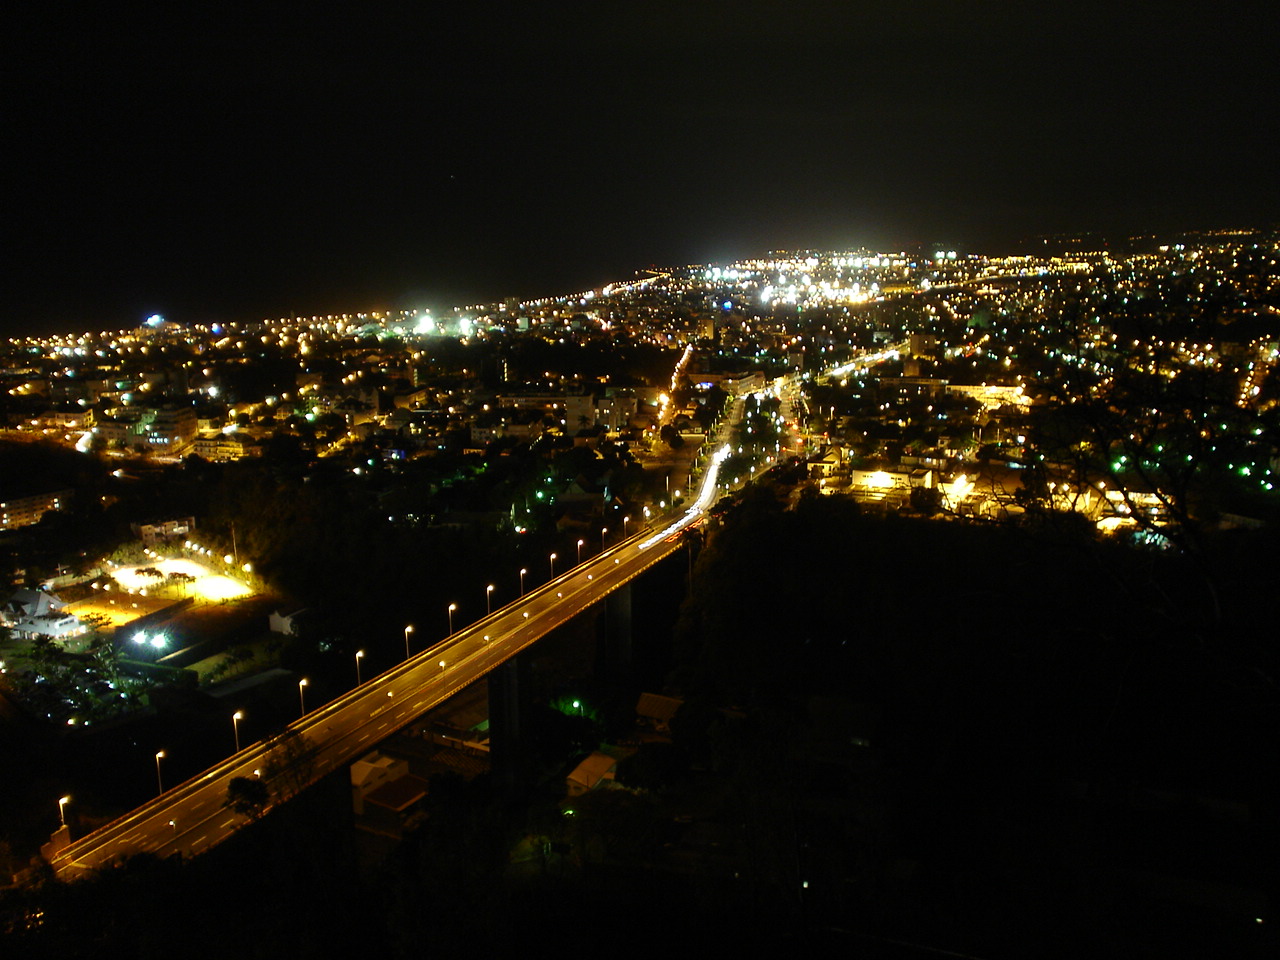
54;519;700;876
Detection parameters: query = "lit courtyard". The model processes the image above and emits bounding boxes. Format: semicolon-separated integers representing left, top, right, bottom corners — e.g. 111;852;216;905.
64;559;255;632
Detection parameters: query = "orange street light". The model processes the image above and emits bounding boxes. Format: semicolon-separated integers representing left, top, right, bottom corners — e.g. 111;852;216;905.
232;711;244;752
355;650;365;685
403;624;414;660
298;678;308;715
155;750;166;794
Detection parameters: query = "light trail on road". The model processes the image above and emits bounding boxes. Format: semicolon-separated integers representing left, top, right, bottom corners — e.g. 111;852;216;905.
638;443;731;550
50;359;759;880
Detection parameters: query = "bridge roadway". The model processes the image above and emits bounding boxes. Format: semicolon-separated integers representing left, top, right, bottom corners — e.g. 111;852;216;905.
50;455;732;879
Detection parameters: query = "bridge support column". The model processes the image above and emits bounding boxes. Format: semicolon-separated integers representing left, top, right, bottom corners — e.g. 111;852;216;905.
487;655;524;795
600;581;633;680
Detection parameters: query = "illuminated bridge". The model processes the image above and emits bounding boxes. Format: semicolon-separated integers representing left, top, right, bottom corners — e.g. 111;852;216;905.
50;444;737;879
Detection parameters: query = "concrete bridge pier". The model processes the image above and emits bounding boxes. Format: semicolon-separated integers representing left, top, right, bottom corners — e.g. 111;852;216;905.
487;655;524;795
599;581;633;680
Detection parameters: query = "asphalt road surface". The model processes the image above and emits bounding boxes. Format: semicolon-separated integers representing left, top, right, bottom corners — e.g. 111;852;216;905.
50;467;728;878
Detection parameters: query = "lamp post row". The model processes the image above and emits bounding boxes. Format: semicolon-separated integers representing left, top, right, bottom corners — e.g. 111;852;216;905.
66;524;651;837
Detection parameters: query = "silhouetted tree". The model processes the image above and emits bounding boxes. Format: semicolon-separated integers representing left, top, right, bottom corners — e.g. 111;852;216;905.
224;777;269;819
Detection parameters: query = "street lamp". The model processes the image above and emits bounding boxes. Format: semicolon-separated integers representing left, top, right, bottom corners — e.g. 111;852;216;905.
403;624;414;659
549;552;557;576
155;750;166;795
58;795;70;826
232;711;243;753
355;650;365;685
447;603;457;636
576;539;584;563
623;515;630;536
438;659;446;676
486;584;495;614
298;678;308;716
601;527;608;550
519;568;527;596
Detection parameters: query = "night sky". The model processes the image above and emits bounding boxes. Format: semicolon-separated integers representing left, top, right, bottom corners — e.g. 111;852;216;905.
8;2;1277;336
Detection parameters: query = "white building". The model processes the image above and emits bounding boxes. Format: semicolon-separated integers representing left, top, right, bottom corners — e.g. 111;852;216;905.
1;589;86;640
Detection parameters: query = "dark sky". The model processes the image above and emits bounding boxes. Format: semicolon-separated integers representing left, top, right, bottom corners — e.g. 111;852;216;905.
8;2;1277;336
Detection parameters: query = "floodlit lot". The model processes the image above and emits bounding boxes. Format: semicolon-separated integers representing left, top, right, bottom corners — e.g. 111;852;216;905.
65;593;171;629
110;558;253;602
65;558;255;631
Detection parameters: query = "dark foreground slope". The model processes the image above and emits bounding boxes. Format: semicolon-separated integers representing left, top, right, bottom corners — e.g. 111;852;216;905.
4;491;1277;958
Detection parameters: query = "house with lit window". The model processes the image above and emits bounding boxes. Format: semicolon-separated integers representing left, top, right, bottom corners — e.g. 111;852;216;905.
192;432;261;461
0;489;73;530
142;405;198;453
1;588;86;640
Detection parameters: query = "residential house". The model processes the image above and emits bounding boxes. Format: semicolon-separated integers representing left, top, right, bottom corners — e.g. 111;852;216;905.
0;489;73;530
566;751;618;798
1;588;85;640
636;692;683;736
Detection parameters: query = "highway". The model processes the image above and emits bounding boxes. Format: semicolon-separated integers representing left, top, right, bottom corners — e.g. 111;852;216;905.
47;331;962;879
50;434;740;880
